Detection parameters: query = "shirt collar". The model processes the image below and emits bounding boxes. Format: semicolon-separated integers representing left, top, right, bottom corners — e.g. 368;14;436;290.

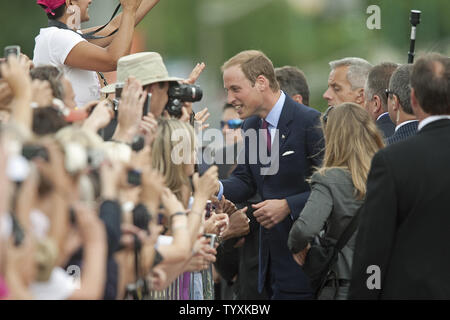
418;115;450;131
395;120;418;132
264;91;285;128
376;112;389;122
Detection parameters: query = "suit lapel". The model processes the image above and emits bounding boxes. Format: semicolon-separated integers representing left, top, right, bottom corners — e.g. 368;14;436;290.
276;95;294;151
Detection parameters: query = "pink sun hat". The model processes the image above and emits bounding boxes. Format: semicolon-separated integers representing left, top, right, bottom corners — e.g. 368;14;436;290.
37;0;66;16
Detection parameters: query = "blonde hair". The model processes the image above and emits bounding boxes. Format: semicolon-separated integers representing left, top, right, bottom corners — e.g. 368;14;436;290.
318;103;384;200
151;119;195;201
221;50;280;92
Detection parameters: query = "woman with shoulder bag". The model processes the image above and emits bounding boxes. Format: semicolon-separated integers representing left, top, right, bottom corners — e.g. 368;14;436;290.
287;103;384;300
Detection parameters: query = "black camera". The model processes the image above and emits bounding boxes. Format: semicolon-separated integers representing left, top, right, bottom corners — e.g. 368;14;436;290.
127;169;142;186
165;83;203;118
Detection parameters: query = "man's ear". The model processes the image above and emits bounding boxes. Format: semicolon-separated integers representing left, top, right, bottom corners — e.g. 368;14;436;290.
392;95;400;112
410;88;419;113
355;88;365;105
255;75;268;91
372;94;382;114
292;94;303;105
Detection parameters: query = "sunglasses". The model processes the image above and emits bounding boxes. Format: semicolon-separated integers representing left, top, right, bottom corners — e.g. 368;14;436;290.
220;119;243;129
322;106;334;125
385;89;396;99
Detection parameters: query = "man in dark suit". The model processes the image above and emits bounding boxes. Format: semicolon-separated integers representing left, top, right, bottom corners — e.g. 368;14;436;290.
275;66;310;106
349;53;450;299
386;64;418;145
217;50;324;299
364;62;398;139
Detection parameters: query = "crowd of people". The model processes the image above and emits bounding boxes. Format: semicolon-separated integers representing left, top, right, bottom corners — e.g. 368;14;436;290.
0;0;449;300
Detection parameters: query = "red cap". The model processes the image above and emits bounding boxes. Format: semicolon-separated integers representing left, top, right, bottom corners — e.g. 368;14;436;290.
37;0;66;16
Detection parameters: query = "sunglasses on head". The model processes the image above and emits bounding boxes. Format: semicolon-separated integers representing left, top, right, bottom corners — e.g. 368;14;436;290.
221;119;243;129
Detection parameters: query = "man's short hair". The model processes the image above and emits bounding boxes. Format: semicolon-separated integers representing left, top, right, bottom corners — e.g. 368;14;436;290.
389;64;413;115
329;57;373;90
365;62;398;112
411;53;450;115
275;66;310;105
221;50;280;92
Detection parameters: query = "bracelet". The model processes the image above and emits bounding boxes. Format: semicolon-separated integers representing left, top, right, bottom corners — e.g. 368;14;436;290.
170;211;186;224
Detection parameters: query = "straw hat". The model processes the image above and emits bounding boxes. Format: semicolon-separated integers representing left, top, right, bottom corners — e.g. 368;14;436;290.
101;52;183;94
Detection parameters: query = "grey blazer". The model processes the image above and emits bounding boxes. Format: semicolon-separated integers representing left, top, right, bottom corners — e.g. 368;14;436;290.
288;168;363;280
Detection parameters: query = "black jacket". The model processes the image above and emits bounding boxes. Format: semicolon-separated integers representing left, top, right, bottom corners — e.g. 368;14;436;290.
350;119;450;299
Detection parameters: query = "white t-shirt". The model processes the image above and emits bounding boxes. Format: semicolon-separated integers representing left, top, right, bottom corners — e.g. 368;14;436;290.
33;27;101;107
30;267;77;300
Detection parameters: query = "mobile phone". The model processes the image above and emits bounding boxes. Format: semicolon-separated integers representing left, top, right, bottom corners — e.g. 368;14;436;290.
127;169;142;186
203;233;217;248
205;200;212;219
143;93;152;116
4;46;20;60
113;82;124;118
115;82;124;99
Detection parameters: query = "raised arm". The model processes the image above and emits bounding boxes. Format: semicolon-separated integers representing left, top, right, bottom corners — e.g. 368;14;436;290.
65;0;142;72
83;0;160;48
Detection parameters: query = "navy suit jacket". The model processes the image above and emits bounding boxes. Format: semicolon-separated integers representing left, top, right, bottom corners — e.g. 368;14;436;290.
386;120;418;145
221;95;324;294
376;113;395;139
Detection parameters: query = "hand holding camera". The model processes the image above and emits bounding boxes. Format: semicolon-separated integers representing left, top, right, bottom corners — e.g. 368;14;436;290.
114;77;146;143
203;213;229;236
0;55;32;101
83;99;115;132
192;165;219;201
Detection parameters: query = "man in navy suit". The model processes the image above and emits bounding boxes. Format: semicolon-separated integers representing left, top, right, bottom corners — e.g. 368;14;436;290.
364;63;398;139
386;64;418;145
217;50;324;299
350;53;450;299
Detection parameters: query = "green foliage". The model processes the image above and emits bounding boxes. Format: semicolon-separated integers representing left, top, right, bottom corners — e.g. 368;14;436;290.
1;0;448;111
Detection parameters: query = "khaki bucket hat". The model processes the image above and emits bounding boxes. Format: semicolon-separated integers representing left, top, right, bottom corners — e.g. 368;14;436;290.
101;52;183;94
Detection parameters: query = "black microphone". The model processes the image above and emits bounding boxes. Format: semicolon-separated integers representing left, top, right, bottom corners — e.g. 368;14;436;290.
408;10;421;64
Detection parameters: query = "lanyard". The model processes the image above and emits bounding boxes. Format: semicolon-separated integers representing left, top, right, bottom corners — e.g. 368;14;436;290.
47;4;122;87
47;3;121;40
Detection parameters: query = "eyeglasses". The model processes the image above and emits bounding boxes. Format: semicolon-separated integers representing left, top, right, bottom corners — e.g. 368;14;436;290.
322;106;334;125
220;119;243;129
385;89;396;99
